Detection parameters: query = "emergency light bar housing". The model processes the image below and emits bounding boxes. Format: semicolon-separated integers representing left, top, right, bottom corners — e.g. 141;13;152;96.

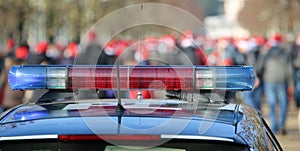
8;65;255;91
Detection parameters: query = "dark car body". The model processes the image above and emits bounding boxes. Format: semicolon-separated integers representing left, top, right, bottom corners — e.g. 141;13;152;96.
0;91;281;151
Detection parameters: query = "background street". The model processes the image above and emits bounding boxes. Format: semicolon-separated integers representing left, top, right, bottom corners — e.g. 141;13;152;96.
262;99;300;150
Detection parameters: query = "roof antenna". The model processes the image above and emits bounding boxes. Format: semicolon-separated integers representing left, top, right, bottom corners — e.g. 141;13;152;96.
115;59;125;126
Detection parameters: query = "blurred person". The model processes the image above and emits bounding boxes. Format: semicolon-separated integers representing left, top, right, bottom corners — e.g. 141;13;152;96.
0;56;25;111
99;39;126;98
97;40;117;65
206;50;219;65
114;39;129;58
290;34;300;133
14;41;30;61
0;51;6;110
256;34;294;135
0;36;15;75
62;41;78;65
27;41;51;65
194;35;207;65
224;38;245;66
24;41;51;103
224;37;246;103
157;34;182;65
242;36;266;111
116;42;153;99
76;33;118;98
179;30;197;65
205;39;221;65
75;31;102;65
133;42;150;65
0;37;16;108
6;34;15;58
118;47;136;66
98;39;118;98
144;36;158;64
67;39;103;99
167;32;206;66
145;36;175;65
0;40;29;107
165;42;183;65
46;37;61;64
54;42;67;65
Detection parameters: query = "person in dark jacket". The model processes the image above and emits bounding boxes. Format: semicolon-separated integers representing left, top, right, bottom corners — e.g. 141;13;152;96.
75;31;115;99
242;36;265;111
290;34;300;133
256;34;294;135
27;41;51;65
75;31;103;65
1;57;25;110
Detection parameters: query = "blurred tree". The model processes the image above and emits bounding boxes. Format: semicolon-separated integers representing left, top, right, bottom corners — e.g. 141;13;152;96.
193;0;223;16
116;0;205;38
0;0;206;47
45;0;63;41
0;0;34;45
238;0;300;35
237;0;270;35
45;0;128;42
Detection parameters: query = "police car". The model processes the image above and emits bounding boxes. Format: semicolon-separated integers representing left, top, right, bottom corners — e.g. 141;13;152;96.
0;65;281;151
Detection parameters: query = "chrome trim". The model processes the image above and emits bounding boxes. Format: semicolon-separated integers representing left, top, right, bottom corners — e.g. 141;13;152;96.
161;135;234;142
0;134;58;141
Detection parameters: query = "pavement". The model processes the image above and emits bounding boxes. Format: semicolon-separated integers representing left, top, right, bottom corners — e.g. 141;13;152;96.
261;99;300;151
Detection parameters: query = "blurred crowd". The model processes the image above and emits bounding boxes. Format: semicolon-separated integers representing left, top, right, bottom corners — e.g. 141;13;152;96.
1;30;300;135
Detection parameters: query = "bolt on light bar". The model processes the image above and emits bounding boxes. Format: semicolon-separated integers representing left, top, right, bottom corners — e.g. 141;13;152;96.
8;65;255;91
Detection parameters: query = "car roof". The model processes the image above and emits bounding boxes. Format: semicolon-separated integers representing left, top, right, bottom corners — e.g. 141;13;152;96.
1;99;239;123
0;98;263;146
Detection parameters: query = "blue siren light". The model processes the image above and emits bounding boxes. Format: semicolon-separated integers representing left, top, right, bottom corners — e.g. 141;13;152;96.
8;66;47;90
8;65;255;91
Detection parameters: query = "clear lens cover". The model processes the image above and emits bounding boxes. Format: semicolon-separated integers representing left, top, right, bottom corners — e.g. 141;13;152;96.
47;67;67;89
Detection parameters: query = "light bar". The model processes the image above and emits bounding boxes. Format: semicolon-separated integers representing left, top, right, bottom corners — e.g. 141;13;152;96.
8;65;255;91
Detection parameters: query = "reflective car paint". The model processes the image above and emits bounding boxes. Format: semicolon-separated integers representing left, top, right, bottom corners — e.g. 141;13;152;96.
0;99;281;150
